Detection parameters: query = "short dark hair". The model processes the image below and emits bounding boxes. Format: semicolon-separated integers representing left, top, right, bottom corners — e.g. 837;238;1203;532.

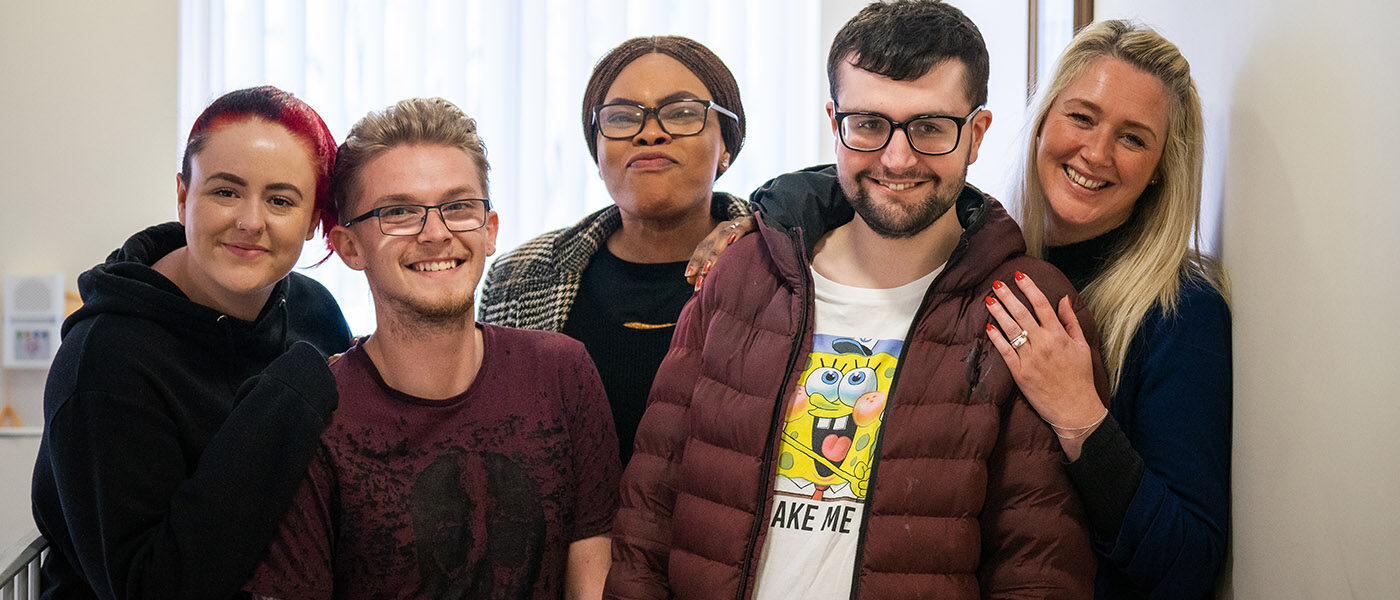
181;86;338;241
827;0;989;108
581;36;745;168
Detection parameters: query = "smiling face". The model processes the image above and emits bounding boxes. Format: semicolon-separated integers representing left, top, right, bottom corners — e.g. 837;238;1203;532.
595;53;730;226
778;346;893;498
330;143;498;324
175;118;319;317
1036;57;1170;245
829;58;991;239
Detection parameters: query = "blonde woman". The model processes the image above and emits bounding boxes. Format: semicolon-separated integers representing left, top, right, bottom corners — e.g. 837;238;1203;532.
984;20;1231;599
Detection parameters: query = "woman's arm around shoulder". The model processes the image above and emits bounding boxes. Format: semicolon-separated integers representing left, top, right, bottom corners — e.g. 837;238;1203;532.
41;340;337;599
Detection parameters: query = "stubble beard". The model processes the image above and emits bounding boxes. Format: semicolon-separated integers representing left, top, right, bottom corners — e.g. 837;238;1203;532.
841;164;967;239
376;287;477;335
372;253;481;333
405;293;475;324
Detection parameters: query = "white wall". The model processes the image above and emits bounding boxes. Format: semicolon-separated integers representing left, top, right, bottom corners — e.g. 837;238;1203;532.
0;0;178;544
1095;0;1400;597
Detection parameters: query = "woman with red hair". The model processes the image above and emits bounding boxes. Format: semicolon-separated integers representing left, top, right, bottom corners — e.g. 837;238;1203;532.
31;86;352;599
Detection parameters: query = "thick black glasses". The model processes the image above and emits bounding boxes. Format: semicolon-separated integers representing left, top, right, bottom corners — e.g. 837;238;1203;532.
834;105;984;156
593;99;738;139
343;199;492;236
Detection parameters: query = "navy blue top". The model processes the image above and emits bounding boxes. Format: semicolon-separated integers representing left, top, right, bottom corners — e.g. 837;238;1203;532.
1051;233;1232;600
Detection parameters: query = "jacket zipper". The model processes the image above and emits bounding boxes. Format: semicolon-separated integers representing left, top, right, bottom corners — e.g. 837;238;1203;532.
845;235;973;600
736;227;814;600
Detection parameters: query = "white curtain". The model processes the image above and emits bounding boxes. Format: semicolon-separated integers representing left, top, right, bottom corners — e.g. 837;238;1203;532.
180;0;826;334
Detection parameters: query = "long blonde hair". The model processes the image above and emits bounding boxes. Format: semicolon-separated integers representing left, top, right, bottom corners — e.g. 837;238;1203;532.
1016;20;1229;393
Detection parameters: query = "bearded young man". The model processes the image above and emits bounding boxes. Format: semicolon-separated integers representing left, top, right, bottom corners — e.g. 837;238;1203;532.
605;2;1103;599
245;98;620;600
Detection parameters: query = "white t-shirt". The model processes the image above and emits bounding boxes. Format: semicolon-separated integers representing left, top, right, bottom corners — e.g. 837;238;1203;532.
750;265;942;600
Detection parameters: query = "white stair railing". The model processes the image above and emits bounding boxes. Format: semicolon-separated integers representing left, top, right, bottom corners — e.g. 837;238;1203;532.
0;528;45;600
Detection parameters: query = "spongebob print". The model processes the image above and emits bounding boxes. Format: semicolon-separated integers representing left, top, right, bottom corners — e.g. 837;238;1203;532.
775;335;898;502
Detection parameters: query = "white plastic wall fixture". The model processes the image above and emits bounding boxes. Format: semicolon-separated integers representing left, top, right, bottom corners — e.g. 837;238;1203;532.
3;274;65;369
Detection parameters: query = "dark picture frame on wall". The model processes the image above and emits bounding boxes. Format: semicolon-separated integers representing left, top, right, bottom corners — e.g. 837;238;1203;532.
1027;0;1094;98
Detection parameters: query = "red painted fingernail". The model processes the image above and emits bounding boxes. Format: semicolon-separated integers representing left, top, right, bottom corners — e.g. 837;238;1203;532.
726;233;737;245
702;260;712;274
986;323;995;331
684;265;696;277
1015;271;1025;281
694;276;703;291
985;296;996;306
992;280;1003;290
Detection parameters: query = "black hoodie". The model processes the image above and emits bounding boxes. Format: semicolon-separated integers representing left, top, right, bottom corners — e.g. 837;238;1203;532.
30;222;351;599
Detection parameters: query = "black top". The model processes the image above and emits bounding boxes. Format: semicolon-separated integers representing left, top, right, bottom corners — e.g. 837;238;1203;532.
1044;222;1133;291
561;244;693;467
1044;224;1145;541
31;222;351;599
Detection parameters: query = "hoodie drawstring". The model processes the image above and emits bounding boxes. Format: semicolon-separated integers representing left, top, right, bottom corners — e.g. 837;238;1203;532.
215;314;237;389
279;298;289;349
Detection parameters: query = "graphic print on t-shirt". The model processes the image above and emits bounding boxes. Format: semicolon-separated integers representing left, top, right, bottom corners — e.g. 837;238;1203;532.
775;334;898;503
406;450;546;599
751;266;935;600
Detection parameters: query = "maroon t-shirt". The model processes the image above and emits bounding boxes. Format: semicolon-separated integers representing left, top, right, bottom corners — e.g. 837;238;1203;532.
246;324;620;599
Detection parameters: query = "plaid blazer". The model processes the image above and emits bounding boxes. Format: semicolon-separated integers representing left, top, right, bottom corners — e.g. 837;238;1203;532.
478;193;750;331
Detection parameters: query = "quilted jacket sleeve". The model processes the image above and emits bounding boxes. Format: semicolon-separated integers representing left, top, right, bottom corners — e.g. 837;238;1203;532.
603;279;713;599
977;282;1103;599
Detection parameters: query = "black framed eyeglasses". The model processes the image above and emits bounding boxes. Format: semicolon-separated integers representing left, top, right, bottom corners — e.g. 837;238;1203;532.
834;105;984;156
593;99;738;139
342;199;492;236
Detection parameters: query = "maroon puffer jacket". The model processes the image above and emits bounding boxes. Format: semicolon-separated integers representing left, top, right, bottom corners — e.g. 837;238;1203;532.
607;170;1103;600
